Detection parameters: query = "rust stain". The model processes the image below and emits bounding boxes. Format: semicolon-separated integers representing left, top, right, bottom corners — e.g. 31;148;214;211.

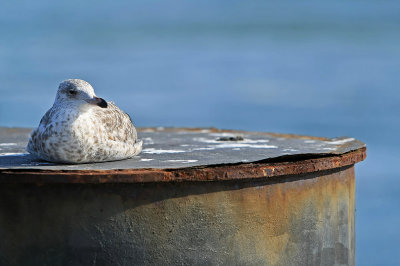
155;166;356;264
262;167;276;176
221;166;355;265
0;147;366;184
0;162;357;264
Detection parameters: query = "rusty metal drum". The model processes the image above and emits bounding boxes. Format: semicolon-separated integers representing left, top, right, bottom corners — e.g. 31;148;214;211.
0;127;366;265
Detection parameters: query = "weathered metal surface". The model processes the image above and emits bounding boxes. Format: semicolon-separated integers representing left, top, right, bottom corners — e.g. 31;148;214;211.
0;127;365;265
0;166;356;265
0;127;365;183
0;147;365;184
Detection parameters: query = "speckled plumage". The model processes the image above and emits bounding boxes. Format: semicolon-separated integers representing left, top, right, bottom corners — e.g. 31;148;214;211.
27;79;142;163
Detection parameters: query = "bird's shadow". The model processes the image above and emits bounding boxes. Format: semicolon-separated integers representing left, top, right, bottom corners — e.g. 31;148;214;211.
0;153;143;168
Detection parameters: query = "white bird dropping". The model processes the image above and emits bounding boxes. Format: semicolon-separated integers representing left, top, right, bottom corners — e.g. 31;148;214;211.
27;79;142;163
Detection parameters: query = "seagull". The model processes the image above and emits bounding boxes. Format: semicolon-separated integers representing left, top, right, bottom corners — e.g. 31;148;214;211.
26;79;142;163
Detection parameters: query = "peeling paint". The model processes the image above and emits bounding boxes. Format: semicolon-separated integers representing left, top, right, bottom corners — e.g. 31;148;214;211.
325;138;355;145
282;148;298;152
143;137;154;145
166;160;198;163
191;147;215;151
0;153;29;156
0;143;17;146
140;158;154;162
319;148;336;151
142;148;186;154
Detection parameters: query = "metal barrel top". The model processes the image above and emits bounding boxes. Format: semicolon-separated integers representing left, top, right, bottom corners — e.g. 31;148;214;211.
0;127;365;183
0;127;366;265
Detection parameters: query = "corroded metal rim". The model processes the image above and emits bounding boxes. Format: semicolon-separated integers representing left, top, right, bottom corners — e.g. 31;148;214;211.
0;147;366;184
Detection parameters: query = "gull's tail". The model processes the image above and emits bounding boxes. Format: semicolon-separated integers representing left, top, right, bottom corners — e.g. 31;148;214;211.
132;140;143;156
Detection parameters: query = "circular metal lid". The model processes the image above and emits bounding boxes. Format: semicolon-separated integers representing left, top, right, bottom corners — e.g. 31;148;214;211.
0;127;366;183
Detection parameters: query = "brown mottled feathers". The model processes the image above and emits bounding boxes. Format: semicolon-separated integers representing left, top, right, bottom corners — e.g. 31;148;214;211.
93;102;137;143
26;79;142;164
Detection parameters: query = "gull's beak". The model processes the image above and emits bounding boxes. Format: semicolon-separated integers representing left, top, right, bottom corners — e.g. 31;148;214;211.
85;97;108;108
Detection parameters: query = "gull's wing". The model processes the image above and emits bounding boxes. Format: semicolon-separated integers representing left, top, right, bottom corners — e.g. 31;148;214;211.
93;102;138;144
26;107;55;154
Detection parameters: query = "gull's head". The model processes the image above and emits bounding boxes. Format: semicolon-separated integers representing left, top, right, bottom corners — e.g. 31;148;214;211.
55;79;107;108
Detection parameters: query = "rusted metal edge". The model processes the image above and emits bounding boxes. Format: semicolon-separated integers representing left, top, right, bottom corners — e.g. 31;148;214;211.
0;147;366;184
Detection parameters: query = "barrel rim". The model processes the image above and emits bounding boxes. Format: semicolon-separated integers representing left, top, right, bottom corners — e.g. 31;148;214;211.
0;146;366;184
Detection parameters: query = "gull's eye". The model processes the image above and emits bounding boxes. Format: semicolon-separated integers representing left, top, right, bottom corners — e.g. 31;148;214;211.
68;89;77;95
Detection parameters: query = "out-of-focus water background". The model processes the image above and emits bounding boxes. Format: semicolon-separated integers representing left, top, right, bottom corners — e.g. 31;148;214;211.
0;1;399;264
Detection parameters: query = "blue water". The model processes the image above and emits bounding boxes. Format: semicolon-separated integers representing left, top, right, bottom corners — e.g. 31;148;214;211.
1;1;399;264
